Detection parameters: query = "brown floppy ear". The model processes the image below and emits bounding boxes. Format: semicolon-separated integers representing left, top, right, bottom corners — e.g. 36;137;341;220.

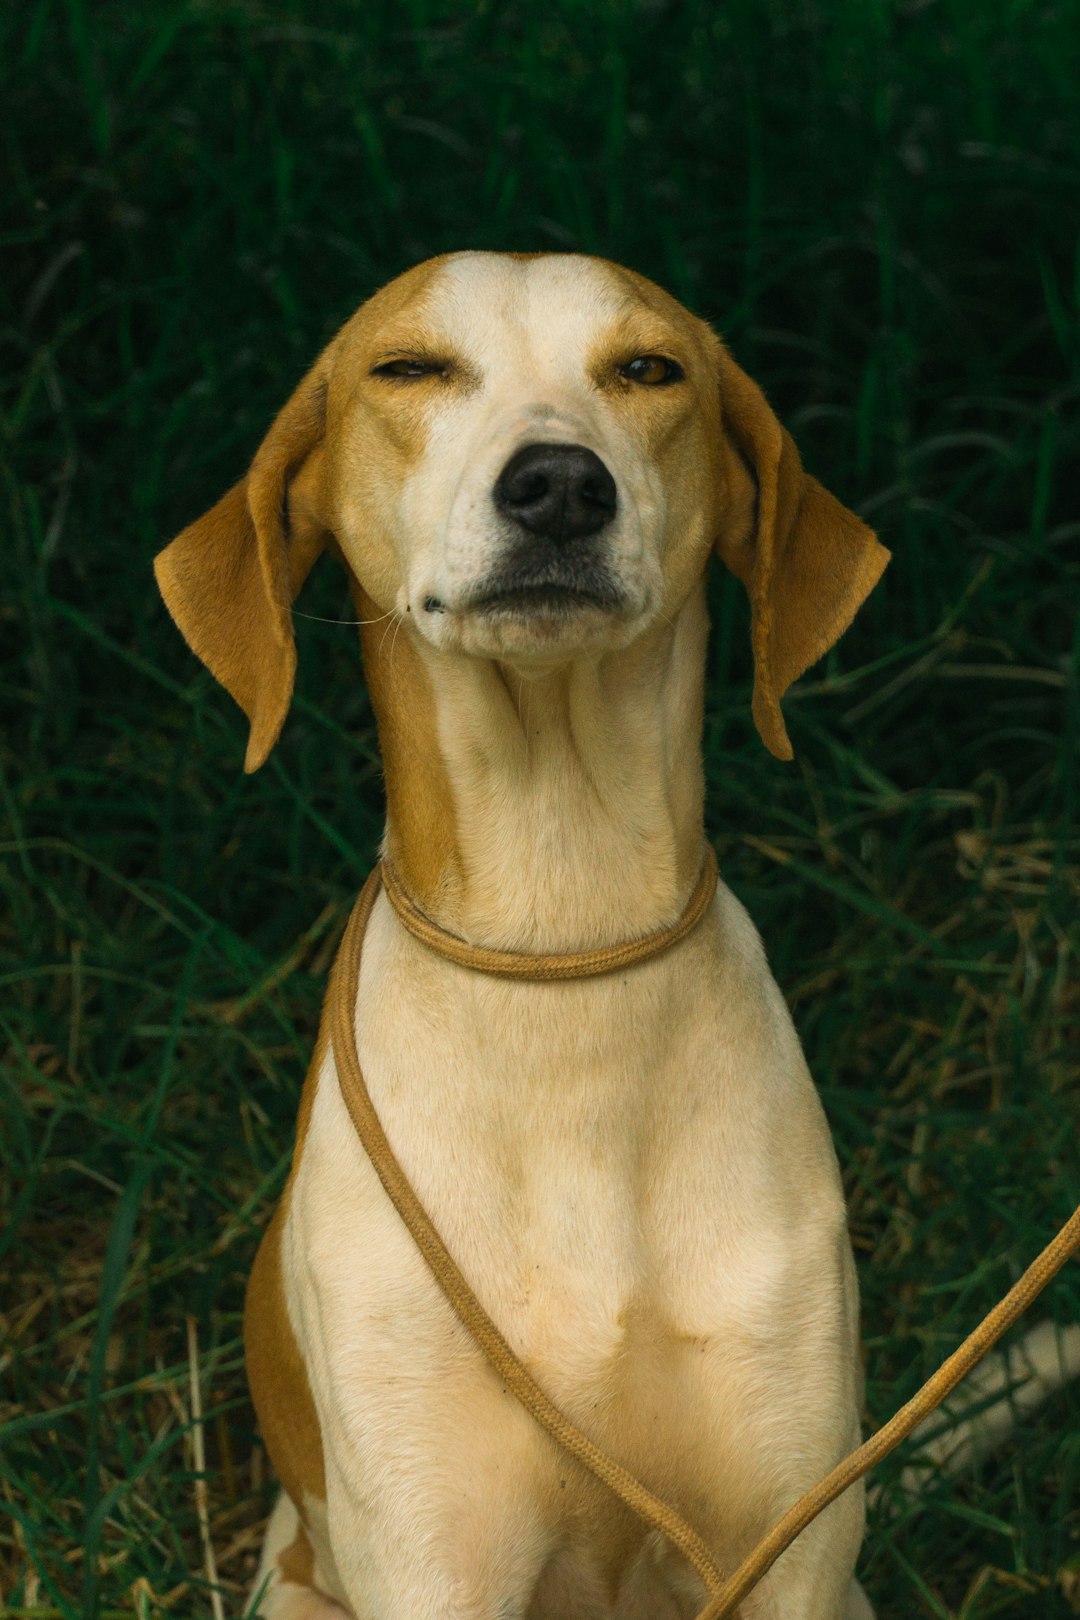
153;354;332;772
714;344;890;760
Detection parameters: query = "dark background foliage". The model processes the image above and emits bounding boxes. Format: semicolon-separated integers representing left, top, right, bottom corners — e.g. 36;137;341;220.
2;1;1078;1615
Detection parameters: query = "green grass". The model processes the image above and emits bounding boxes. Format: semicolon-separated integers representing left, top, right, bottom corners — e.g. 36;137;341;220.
2;0;1079;1614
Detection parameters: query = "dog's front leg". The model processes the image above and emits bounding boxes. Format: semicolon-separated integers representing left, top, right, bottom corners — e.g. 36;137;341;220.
320;1433;556;1620
286;1068;565;1619
729;1487;868;1620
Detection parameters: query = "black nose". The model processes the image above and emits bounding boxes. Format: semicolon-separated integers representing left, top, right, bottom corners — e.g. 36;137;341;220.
493;443;617;544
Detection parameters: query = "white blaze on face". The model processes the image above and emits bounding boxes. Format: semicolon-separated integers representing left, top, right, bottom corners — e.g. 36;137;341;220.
397;253;670;658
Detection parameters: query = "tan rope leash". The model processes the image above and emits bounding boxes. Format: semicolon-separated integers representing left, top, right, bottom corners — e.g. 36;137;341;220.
330;860;1080;1618
380;844;720;979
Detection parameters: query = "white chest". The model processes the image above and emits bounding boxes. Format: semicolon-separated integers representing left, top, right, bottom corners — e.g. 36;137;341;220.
287;889;851;1447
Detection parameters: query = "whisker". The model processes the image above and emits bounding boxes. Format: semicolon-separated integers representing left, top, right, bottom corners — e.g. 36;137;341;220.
378;609;404;657
386;611;405;675
292;607;398;627
518;672;531;765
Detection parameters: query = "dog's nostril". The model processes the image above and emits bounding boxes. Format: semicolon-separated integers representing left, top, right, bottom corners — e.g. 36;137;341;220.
514;471;550;504
494;443;617;544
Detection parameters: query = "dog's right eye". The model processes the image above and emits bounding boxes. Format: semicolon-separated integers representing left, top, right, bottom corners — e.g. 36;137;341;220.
371;357;444;379
620;355;684;387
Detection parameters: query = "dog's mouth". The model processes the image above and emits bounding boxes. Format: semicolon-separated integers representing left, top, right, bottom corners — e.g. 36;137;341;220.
460;564;627;619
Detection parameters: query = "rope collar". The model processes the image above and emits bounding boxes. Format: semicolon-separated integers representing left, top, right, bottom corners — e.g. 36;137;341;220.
329;857;1080;1618
379;843;719;979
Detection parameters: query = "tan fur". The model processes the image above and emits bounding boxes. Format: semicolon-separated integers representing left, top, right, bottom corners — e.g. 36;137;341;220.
153;365;332;772
157;254;891;1618
354;578;460;909
712;354;886;760
278;1520;316;1587
244;1022;331;1513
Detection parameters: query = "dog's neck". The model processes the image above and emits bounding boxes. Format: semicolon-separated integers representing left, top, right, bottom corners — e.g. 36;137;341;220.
360;582;710;953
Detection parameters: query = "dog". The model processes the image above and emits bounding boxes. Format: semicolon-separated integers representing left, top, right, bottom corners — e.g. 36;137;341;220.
153;250;965;1618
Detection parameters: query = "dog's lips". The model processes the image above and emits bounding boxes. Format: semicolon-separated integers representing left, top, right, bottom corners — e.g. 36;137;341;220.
460;565;627;619
469;583;621;616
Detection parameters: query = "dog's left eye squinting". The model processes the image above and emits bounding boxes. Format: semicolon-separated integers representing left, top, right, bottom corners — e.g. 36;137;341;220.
620;355;684;387
371;357;445;379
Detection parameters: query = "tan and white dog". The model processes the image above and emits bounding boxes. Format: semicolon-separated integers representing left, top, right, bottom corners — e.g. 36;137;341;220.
156;252;893;1619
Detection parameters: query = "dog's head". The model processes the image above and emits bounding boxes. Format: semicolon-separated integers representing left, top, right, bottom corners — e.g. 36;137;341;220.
155;253;888;769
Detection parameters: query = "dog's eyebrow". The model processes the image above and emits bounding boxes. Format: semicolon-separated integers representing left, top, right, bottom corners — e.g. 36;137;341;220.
370;346;450;363
594;305;685;343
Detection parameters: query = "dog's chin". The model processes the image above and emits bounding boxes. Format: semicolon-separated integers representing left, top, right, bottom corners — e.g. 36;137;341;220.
428;579;641;662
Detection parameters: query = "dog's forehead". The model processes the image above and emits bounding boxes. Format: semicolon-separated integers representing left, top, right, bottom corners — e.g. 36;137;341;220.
431;253;643;355
357;253;695;360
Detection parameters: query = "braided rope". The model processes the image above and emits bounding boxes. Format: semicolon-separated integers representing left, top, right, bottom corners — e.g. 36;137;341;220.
380;844;719;980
